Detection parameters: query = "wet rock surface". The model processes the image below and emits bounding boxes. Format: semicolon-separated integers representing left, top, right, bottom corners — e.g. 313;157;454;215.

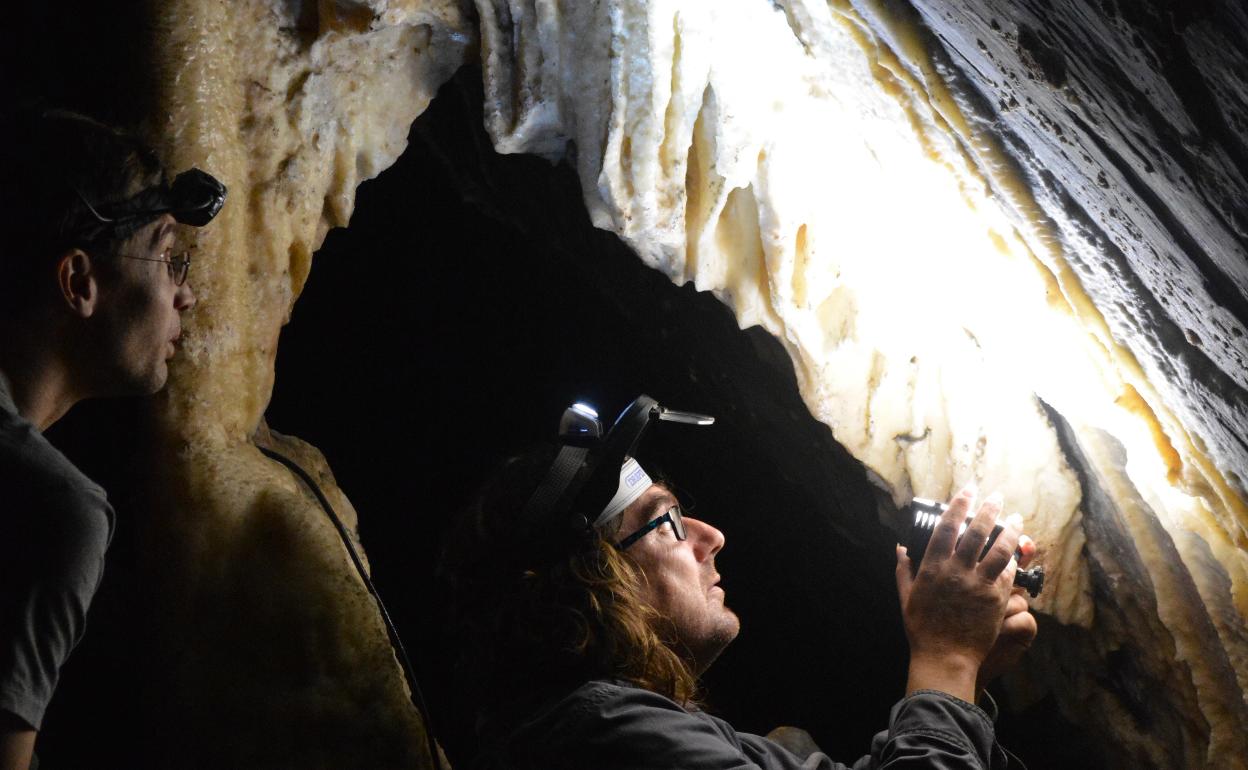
912;0;1248;495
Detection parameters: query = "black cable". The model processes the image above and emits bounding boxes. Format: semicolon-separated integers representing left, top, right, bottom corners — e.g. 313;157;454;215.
257;445;443;770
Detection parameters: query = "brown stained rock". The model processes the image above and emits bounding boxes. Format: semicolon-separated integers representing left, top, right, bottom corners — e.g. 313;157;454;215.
127;1;472;765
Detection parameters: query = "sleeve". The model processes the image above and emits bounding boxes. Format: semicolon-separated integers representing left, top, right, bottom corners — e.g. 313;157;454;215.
559;684;1008;770
856;690;1009;769
0;487;114;730
734;691;1006;770
544;683;855;770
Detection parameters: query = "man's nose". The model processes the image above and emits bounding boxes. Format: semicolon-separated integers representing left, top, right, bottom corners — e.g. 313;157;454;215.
686;517;725;560
175;281;196;312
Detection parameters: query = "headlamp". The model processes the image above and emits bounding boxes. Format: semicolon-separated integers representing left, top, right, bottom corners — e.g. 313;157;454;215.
522;394;715;535
74;167;227;236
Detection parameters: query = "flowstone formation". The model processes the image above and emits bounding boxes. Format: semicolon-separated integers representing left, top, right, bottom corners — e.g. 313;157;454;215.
136;1;471;766
473;0;1247;767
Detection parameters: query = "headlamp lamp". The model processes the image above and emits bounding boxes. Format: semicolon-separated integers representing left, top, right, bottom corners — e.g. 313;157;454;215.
523;394;714;535
74;167;227;237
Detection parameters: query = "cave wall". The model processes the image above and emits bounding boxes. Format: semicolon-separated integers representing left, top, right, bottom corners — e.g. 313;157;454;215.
134;2;471;765
8;0;1248;768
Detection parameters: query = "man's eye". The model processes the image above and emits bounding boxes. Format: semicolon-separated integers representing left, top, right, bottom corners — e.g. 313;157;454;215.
659;519;674;534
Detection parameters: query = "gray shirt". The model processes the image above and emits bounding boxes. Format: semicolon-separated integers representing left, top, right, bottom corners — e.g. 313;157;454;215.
0;375;115;729
490;679;1010;769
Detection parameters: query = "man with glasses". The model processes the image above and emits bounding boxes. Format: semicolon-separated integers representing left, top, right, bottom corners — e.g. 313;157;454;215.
443;395;1037;768
0;109;225;769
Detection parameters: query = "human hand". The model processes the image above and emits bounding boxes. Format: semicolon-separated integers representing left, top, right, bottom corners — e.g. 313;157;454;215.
977;528;1038;691
895;485;1019;702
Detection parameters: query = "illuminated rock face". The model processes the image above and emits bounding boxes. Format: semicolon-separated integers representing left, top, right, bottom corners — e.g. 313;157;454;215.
125;0;1243;767
138;1;470;766
473;0;1247;767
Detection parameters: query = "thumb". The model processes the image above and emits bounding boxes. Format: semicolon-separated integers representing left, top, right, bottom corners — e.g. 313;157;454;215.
895;544;915;605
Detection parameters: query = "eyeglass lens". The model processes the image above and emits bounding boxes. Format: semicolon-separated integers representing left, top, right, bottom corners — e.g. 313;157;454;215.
668;505;687;540
171;254;190;286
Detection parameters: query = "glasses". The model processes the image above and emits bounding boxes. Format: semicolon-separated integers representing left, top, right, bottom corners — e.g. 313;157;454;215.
616;505;687;551
115;250;192;286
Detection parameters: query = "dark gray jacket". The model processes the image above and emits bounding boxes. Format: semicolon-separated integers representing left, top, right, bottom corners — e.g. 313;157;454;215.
485;679;1010;769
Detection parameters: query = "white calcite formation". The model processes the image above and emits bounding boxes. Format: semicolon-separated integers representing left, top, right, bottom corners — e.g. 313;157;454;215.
141;1;471;766
474;0;1247;766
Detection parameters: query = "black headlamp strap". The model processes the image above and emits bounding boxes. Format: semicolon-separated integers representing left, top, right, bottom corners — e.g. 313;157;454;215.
521;444;591;528
71;186;163;242
72;167;227;237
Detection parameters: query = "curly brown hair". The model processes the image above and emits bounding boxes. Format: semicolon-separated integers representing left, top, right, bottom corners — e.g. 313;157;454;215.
440;445;698;732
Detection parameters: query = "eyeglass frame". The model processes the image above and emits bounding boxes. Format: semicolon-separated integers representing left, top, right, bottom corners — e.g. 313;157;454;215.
113;249;192;286
615;504;687;551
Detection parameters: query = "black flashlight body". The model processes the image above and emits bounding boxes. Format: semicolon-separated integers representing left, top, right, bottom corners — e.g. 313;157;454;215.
905;498;1045;597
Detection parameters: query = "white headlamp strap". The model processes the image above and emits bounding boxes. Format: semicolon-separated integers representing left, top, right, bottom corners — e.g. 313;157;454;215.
592;456;652;529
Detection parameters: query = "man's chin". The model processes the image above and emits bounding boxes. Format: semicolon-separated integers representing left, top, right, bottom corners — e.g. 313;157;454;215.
119;363;168;397
140;362;169;395
152;365;170;393
715;597;741;635
688;613;741;676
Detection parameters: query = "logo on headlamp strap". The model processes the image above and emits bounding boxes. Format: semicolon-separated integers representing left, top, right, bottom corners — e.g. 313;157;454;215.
625;465;647;486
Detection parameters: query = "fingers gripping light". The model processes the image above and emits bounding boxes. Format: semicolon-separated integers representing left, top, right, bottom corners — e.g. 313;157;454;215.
905;498;1045;597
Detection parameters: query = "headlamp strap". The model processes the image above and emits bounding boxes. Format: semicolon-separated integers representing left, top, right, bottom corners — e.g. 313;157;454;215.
593;457;653;528
72;167;227;234
521;444;591;527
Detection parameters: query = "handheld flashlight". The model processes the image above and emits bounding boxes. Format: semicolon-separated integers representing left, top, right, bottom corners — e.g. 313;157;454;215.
905;498;1045;598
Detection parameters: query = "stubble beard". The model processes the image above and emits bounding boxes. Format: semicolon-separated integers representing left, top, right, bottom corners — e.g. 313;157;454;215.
683;606;741;677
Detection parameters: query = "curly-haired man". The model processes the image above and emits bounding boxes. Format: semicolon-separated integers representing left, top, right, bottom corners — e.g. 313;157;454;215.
443;395;1037;769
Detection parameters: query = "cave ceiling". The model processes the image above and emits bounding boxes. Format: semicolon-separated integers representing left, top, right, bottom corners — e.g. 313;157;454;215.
9;0;1247;768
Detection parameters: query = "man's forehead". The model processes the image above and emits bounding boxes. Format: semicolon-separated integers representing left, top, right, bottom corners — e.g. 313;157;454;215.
625;483;677;522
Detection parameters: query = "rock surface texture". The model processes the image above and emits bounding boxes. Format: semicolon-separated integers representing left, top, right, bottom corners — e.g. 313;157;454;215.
472;0;1247;767
138;1;470;766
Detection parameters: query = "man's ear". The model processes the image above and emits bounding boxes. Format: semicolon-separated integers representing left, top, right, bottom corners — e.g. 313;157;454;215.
56;248;100;318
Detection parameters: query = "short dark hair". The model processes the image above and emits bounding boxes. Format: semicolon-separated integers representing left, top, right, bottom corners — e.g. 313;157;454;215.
440;446;698;740
0;108;166;318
